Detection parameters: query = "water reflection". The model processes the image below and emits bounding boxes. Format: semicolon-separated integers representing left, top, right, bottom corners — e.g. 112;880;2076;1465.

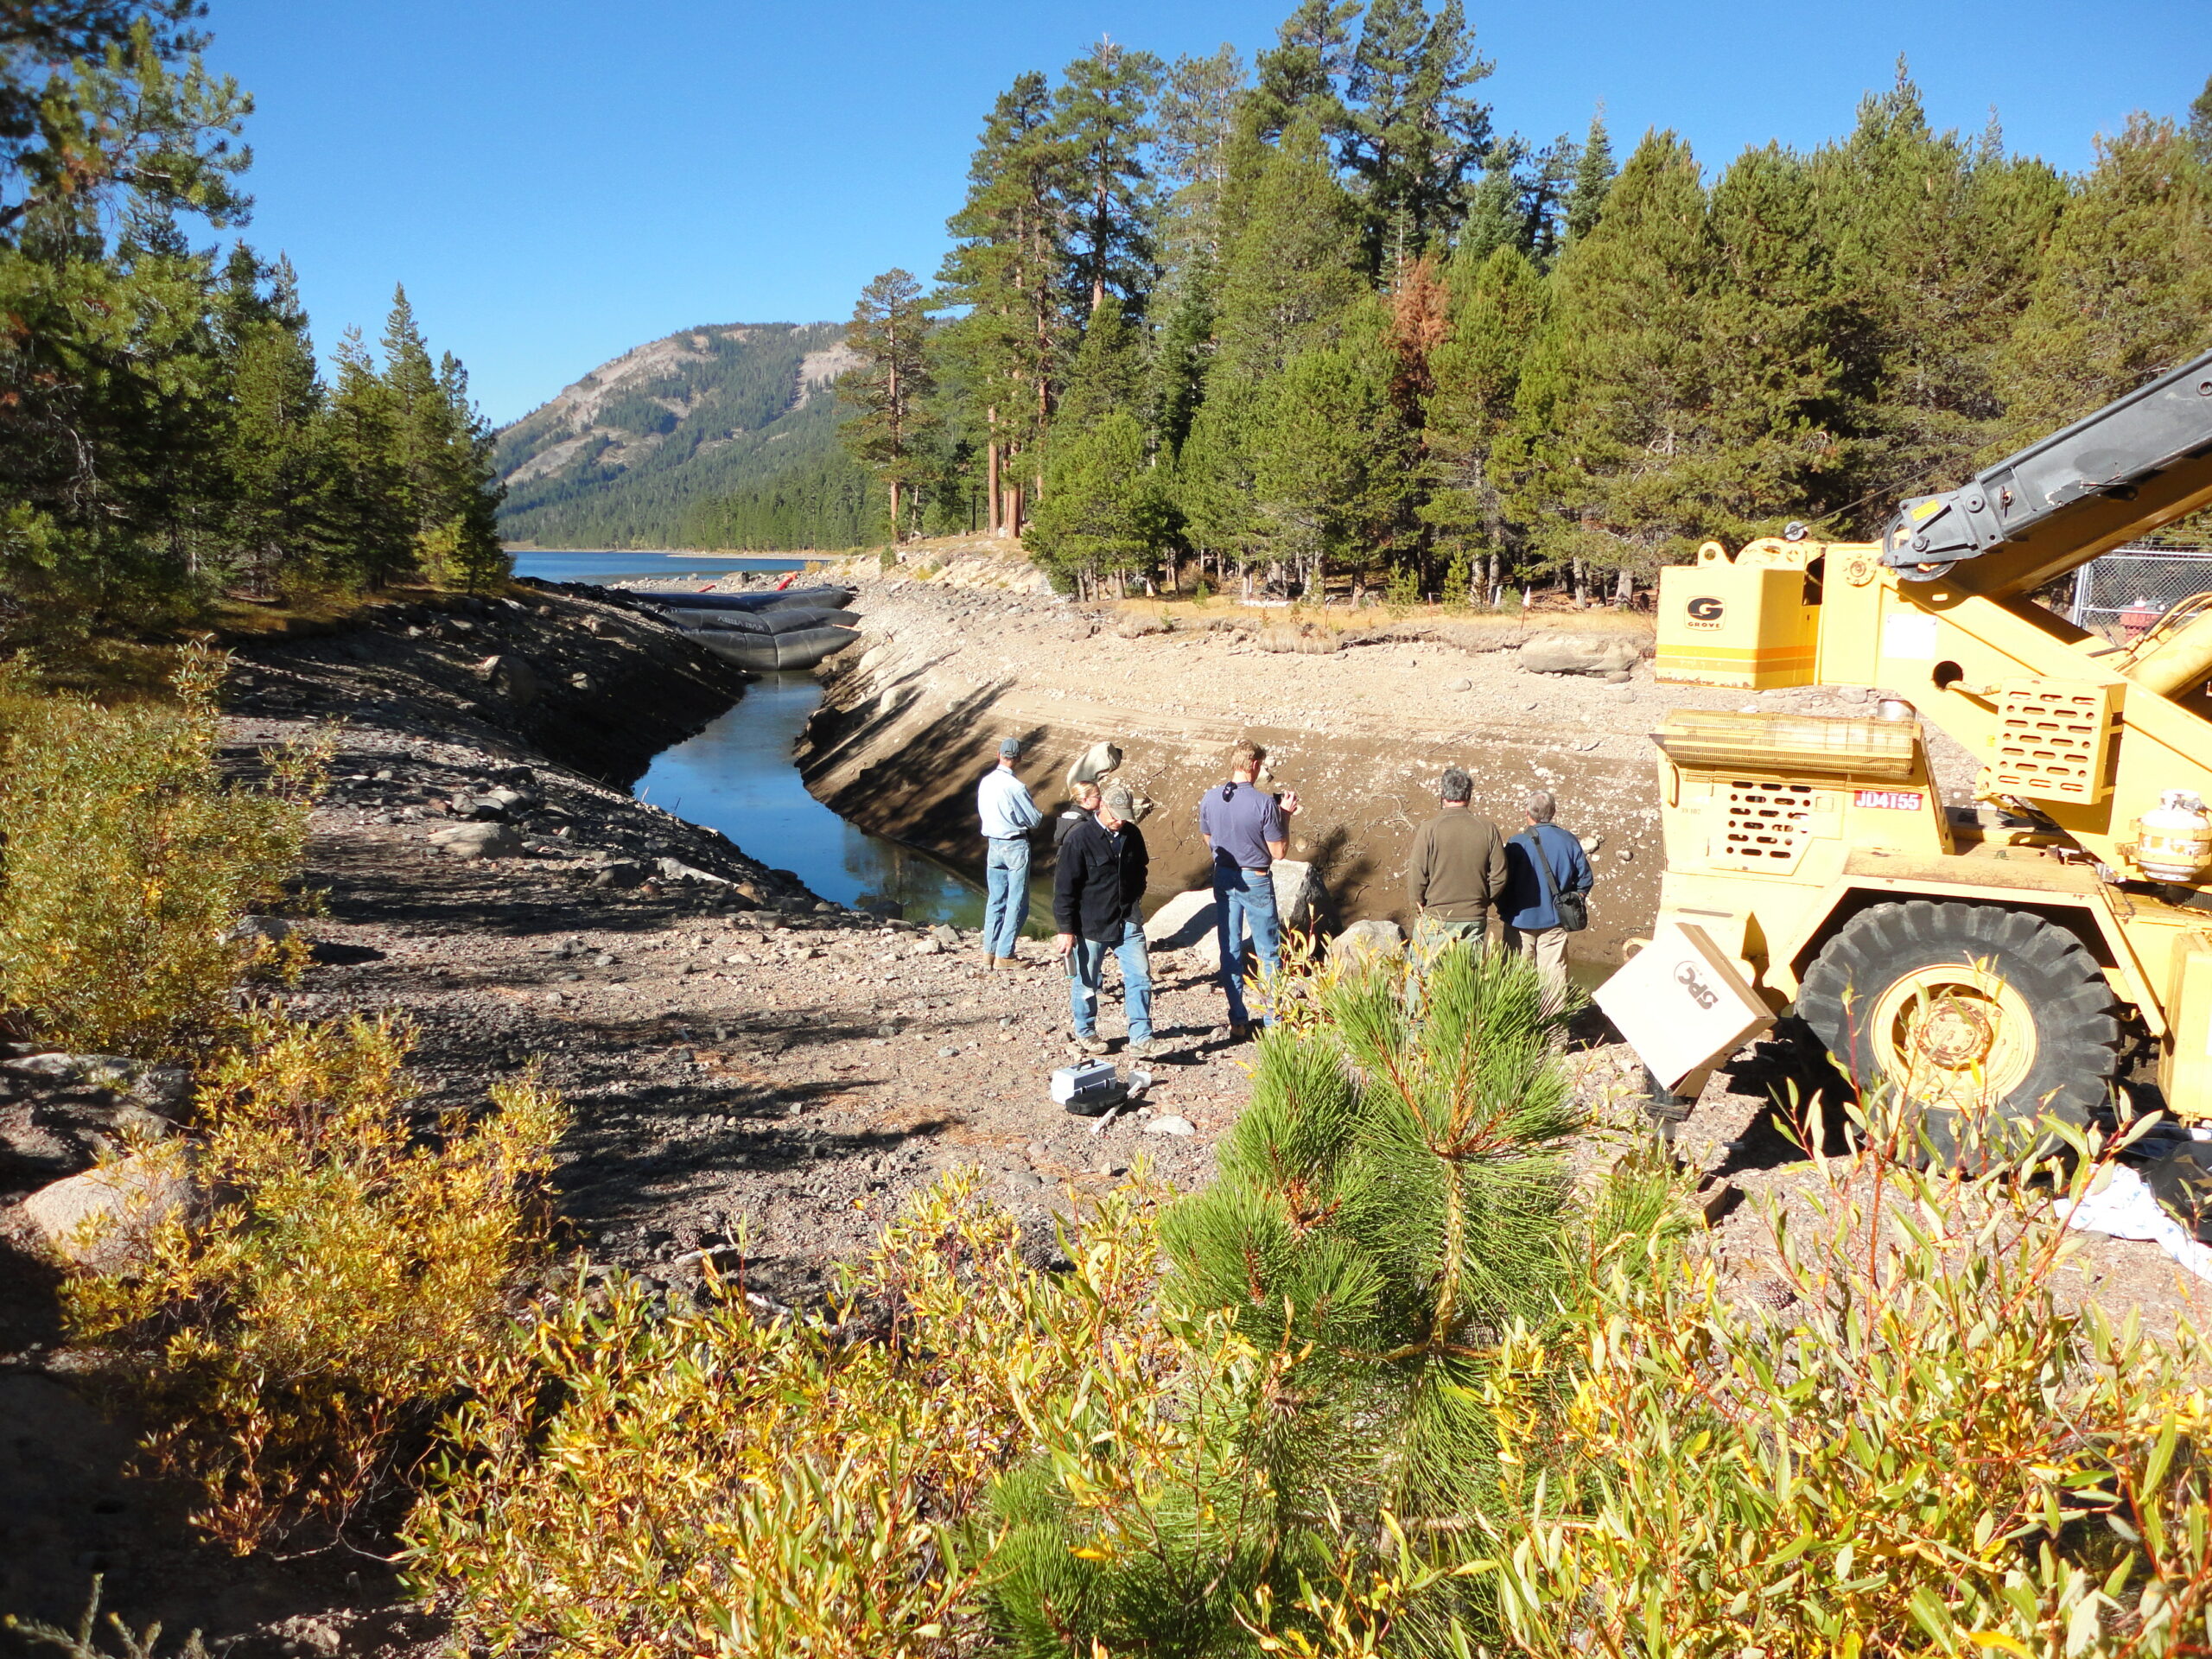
634;674;1050;932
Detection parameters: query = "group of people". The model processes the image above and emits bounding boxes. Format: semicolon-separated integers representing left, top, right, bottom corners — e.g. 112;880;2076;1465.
975;736;1592;1055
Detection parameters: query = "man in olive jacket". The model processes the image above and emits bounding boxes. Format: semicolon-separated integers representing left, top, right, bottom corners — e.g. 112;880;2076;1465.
1053;784;1156;1057
1406;766;1507;948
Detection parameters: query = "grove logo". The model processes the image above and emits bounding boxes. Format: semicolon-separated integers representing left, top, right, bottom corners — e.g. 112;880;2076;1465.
1684;595;1725;629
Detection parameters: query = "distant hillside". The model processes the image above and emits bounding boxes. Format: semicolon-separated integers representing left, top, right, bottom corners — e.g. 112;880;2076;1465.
494;321;877;550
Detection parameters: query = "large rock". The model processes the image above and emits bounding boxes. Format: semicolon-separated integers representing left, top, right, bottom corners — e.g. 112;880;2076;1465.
1141;860;1321;975
1516;631;1642;677
0;1093;177;1181
1326;918;1405;969
22;1148;197;1271
474;653;542;706
429;822;523;860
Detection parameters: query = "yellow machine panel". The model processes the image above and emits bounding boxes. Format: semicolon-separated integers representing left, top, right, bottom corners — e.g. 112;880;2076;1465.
2165;932;2212;1116
1656;555;1820;689
1986;679;2120;805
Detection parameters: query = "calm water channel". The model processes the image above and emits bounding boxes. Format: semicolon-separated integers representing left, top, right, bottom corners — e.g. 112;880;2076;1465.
512;550;806;584
633;674;1048;932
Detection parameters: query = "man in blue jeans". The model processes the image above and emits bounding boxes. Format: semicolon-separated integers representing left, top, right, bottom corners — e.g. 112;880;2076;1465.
1053;784;1156;1057
976;736;1042;968
1199;738;1300;1038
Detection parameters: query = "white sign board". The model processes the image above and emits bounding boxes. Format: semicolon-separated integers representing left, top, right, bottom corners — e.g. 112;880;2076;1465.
1592;921;1775;1090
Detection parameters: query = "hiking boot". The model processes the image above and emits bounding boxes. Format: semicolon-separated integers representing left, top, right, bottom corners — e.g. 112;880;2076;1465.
1125;1037;1163;1059
1225;1021;1253;1042
1070;1033;1109;1056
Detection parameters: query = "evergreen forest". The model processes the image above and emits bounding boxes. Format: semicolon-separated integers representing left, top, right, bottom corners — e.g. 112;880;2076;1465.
827;2;2212;600
0;2;508;633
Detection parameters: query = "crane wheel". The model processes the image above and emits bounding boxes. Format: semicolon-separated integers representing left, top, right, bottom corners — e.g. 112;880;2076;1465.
1794;899;2119;1162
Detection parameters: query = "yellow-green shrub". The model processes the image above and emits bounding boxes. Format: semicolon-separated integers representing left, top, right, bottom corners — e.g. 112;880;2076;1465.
66;1014;566;1551
401;1173;1172;1657
0;647;319;1058
1473;1106;2212;1656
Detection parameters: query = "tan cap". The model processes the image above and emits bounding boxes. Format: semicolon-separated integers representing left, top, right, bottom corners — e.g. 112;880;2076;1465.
1101;784;1137;820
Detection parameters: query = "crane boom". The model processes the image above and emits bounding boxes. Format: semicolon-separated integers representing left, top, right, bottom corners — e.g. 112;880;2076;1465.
1883;346;2212;596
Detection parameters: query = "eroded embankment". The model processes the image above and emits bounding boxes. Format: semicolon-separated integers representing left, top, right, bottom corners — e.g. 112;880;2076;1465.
798;581;1686;963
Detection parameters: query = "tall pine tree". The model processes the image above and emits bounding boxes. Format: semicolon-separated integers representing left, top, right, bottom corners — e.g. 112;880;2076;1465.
839;269;938;543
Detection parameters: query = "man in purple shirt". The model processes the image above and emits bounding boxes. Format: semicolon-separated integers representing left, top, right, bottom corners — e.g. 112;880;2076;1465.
1198;738;1300;1037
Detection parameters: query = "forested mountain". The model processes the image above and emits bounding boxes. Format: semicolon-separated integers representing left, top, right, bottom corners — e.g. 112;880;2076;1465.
824;4;2212;600
493;323;874;549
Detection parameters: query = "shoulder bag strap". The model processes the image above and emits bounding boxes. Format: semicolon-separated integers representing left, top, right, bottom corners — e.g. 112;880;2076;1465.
1516;829;1562;913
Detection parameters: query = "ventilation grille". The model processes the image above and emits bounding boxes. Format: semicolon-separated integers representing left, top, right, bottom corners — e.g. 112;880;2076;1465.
1716;782;1816;869
1989;682;2116;803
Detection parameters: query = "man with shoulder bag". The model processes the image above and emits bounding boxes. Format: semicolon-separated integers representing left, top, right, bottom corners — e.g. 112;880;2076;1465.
1500;789;1594;1014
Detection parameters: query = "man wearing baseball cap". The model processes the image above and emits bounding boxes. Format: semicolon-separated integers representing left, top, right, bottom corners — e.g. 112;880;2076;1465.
1053;781;1156;1057
976;736;1042;967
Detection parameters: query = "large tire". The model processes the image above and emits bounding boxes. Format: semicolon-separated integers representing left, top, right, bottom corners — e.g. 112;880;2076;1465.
1795;900;2119;1162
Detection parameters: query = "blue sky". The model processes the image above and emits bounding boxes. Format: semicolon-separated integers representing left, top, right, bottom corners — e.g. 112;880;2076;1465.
206;0;2212;428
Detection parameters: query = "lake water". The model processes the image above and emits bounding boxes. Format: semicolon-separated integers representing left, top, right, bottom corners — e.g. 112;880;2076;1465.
512;549;810;585
634;674;1049;932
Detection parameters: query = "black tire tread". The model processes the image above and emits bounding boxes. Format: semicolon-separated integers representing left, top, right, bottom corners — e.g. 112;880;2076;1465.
1796;899;2119;1159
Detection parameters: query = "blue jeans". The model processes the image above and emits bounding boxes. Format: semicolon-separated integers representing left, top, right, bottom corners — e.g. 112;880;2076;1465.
1069;917;1153;1041
1212;861;1281;1026
983;837;1030;957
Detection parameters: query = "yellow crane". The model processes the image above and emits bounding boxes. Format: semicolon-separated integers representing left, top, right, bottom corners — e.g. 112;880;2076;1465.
1616;348;2212;1154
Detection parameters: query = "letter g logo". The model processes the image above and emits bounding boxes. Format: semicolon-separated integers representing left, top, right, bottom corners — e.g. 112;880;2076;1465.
1685;596;1725;622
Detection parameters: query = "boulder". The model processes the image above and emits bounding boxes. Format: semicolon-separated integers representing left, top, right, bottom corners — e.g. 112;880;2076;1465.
930;924;963;949
0;1093;177;1181
3;1052;135;1087
1065;741;1123;787
1516;632;1643;677
1141;1115;1195;1136
429;822;523;860
1272;860;1320;932
1326;918;1405;969
656;855;731;887
226;914;296;947
22;1148;197;1271
591;858;646;888
474;653;542;705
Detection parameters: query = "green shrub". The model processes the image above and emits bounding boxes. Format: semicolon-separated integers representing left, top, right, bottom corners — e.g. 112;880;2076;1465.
65;1014;567;1551
0;648;321;1058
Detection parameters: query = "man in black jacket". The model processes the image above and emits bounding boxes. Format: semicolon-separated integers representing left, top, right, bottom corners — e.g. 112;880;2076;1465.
1053;783;1155;1058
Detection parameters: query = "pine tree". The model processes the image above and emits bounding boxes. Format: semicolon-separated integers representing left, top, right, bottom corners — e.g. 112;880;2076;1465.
1246;0;1358;141
838;269;938;542
1248;312;1408;594
1212;117;1363;387
1025;410;1173;594
1994;114;2212;445
219;251;331;592
988;945;1587;1656
1563;105;1614;242
1153;44;1247;264
2191;72;2212;167
1340;0;1493;272
323;327;411;588
1052;37;1164;319
1809;68;2065;518
934;71;1067;537
1421;241;1544;588
1503;130;1716;591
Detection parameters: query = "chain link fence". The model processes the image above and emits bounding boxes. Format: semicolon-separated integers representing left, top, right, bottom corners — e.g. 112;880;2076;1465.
2060;547;2212;644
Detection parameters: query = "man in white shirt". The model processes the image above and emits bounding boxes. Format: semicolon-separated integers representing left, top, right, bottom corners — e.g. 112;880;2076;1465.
976;736;1043;967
